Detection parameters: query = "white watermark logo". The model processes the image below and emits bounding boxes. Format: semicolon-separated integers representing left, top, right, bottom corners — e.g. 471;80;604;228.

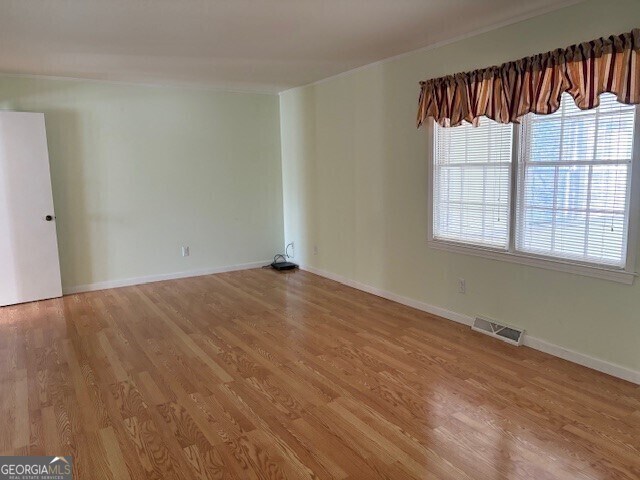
0;456;72;480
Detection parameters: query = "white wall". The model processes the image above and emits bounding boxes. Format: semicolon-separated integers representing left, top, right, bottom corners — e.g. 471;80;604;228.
280;0;640;373
0;76;283;290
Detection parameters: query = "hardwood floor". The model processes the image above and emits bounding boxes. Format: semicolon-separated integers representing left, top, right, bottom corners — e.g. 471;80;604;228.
0;268;638;479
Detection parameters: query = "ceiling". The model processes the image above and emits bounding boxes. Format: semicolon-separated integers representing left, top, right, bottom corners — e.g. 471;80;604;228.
0;0;579;93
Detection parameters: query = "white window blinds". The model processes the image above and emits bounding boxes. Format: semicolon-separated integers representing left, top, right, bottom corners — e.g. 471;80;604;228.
433;119;513;248
516;93;636;267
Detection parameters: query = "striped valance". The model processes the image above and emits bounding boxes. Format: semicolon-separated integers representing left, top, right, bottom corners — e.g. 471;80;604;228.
416;29;640;128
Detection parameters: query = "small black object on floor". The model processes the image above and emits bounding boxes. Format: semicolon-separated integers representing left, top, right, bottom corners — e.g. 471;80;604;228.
268;254;298;271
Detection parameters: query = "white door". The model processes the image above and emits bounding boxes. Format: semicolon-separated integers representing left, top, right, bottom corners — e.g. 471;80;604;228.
0;112;62;306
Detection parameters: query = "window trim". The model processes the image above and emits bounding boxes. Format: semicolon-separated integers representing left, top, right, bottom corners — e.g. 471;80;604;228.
426;105;640;285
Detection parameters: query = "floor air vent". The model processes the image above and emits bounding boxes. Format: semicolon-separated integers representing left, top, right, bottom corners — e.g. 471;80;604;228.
472;317;524;346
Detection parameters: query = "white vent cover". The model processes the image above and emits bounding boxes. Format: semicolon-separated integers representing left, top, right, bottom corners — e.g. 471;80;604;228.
472;317;525;346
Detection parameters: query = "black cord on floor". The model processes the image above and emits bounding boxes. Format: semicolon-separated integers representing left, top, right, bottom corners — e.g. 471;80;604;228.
263;253;287;269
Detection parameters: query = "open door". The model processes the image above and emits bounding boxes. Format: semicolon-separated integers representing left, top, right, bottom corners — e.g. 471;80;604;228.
0;112;62;306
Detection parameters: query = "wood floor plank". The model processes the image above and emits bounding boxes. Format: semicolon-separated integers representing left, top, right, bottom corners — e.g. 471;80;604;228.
0;268;638;479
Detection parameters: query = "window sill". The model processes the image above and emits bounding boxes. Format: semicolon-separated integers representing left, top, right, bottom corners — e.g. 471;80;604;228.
427;239;636;285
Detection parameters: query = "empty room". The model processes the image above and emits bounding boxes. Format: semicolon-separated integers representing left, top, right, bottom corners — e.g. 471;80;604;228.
0;0;639;478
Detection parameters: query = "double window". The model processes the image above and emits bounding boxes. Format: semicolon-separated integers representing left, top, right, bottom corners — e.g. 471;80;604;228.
430;93;639;283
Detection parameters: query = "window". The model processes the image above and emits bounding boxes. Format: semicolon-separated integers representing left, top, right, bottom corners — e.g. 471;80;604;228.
429;93;639;283
433;119;513;248
517;95;636;267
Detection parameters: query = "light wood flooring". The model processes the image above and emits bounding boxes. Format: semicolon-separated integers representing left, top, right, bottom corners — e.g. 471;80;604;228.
0;268;639;479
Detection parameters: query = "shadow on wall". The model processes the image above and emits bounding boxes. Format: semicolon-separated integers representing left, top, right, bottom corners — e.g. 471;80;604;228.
282;84;318;266
44;108;93;289
300;61;430;294
0;120;24;302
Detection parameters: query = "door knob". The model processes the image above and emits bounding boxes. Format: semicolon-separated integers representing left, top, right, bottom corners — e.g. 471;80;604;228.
45;215;54;221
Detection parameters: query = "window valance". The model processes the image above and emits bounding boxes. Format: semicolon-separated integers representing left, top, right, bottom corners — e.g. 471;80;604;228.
416;29;640;128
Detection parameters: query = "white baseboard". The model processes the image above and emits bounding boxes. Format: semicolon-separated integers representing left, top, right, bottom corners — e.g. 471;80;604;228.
300;264;640;385
62;260;269;295
522;336;639;385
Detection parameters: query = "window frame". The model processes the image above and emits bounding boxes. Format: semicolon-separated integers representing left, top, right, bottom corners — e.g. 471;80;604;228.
426;104;640;285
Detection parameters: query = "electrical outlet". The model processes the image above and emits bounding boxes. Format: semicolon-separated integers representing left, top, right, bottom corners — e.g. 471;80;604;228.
458;278;466;294
181;246;190;257
313;245;318;255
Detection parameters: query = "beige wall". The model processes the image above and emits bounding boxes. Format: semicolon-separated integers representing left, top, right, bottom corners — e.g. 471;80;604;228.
0;76;283;289
280;0;640;372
